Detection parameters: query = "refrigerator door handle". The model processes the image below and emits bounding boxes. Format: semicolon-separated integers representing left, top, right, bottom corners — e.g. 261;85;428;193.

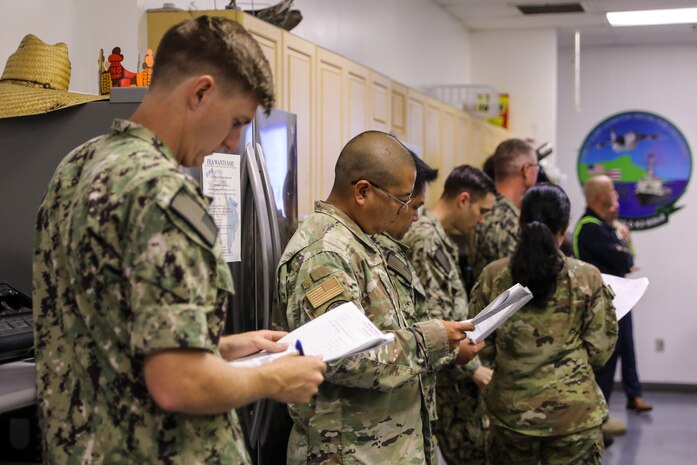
244;143;275;448
254;143;283;299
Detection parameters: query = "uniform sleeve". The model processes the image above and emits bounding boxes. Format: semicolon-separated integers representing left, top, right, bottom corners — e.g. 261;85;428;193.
275;251;450;391
124;183;226;356
581;276;619;369
577;222;633;275
468;272;497;367
406;237;479;380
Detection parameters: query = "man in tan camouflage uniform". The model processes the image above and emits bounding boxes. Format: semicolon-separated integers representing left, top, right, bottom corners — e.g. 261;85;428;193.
403;165;496;465
33;17;325;465
274;132;477;464
465;139;538;287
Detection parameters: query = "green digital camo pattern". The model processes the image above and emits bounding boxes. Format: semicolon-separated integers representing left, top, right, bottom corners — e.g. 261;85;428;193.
402;211;487;465
469;256;618;437
33;120;250;465
273;202;451;465
471;194;520;279
489;423;603;465
375;233;456;465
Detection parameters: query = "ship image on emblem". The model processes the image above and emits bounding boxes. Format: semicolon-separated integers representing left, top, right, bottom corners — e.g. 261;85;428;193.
635;152;672;206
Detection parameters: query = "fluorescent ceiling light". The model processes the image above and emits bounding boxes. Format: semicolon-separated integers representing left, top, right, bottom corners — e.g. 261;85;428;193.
607;8;697;27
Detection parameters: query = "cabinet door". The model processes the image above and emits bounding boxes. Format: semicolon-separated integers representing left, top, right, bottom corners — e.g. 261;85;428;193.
406;89;426;157
369;71;391;133
237;13;283;107
282;32;315;219
344;61;369;143
391;81;408;141
147;10;239;51
424;99;443;206
316;48;344;201
455;112;470;166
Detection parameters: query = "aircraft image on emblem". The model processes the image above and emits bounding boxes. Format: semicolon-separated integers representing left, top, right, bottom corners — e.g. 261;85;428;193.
594;131;658;152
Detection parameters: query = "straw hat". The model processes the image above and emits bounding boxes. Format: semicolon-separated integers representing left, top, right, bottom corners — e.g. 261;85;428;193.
0;34;106;119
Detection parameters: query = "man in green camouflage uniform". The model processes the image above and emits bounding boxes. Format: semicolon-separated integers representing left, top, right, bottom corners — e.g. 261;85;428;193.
33;17;325;465
469;254;617;465
375;152;454;465
463;139;538;289
274;132;475;464
403;165;495;465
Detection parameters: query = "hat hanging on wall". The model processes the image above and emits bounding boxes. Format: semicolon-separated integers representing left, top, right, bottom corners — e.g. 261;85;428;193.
0;34;106;119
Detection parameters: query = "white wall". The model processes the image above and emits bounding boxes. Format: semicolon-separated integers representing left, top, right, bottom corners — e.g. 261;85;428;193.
1;0;471;95
471;29;557;151
292;0;471;88
557;44;697;385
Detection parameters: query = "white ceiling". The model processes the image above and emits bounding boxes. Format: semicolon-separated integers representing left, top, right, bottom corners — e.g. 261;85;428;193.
431;0;697;47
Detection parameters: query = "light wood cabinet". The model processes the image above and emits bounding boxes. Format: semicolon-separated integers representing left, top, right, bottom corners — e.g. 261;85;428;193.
282;32;315;218
236;14;284;107
390;81;408;141
315;47;344;201
343;61;370;144
369;72;391;133
146;10;239;51
406;89;426;157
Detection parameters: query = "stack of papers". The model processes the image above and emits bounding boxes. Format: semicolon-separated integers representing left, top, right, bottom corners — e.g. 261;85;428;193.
463;283;533;343
229;302;395;368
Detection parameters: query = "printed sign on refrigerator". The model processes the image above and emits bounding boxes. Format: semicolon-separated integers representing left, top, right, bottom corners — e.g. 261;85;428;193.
201;153;242;262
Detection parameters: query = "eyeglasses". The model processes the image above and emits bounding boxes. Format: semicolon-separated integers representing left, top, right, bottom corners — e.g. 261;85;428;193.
351;179;412;212
524;163;541;173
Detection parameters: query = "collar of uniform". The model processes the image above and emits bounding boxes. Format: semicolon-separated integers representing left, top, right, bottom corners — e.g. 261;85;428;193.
496;193;520;215
422;209;458;254
583;207;611;227
314;200;381;253
381;232;410;255
111;119;177;166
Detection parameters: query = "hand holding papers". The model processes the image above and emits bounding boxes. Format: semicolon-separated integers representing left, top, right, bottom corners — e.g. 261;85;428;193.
229;302;395;368
601;274;649;320
463;284;533;343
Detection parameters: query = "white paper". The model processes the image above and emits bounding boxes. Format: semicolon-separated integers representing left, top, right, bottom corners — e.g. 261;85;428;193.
601;273;650;320
201;153;241;262
229;302;396;368
463;283;533;343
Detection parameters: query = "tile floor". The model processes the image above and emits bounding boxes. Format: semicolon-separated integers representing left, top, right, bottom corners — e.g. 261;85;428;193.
602;390;697;465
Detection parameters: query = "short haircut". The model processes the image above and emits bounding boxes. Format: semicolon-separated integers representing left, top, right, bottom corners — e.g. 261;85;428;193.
334;131;415;192
492;138;535;181
151;16;274;114
441;165;496;200
411;151;439;196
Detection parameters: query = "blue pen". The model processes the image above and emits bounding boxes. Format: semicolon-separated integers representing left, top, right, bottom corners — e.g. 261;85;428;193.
295;340;305;356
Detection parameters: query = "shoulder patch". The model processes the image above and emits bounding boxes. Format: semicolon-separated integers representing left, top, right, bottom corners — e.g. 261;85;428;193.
386;252;412;285
170;189;218;247
306;276;345;309
434;249;452;274
310;265;333;282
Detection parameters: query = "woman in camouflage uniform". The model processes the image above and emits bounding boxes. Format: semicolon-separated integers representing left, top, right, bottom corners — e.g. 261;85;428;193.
469;183;618;465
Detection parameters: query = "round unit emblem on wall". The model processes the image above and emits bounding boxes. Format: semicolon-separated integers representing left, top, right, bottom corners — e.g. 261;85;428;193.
578;111;692;230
